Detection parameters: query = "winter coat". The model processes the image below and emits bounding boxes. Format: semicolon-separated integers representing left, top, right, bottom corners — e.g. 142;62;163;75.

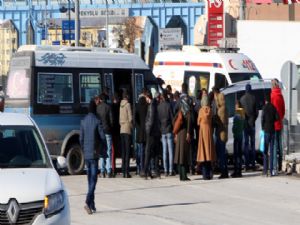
145;99;160;137
80;113;105;160
119;99;133;134
216;93;228;143
173;95;192;166
197;106;216;162
240;92;258;128
135;96;148;143
96;102;114;134
271;87;285;131
232;107;245;140
157;100;174;134
262;102;279;134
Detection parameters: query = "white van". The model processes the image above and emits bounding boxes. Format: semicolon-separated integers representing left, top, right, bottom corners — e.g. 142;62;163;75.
0;113;70;225
153;46;262;96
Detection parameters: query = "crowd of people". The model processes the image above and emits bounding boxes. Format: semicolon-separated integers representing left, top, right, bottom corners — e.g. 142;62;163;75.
79;79;285;214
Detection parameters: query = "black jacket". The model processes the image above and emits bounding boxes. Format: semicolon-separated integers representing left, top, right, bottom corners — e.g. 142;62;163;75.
157;100;174;134
262;102;279;133
135;96;148;143
97;102;114;134
240;92;258;128
145;99;160;137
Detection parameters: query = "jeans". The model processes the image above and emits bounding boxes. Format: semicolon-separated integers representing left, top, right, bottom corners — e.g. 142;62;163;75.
100;134;112;174
263;132;275;175
234;136;243;174
274;130;283;171
85;159;98;210
161;133;174;173
121;134;131;176
216;137;228;176
244;126;256;169
136;143;145;174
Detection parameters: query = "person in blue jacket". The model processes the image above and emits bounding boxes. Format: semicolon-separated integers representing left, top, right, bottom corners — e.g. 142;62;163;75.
80;99;105;214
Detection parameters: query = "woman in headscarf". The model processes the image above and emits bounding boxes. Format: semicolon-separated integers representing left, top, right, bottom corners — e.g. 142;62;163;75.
197;94;216;180
173;83;193;181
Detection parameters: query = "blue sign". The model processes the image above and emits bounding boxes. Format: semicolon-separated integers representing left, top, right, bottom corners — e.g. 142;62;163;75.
62;20;75;30
52;41;61;45
63;33;75;41
62;20;75;41
41;28;46;40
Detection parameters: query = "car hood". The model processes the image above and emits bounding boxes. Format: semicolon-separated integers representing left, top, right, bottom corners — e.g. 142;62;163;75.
0;168;63;204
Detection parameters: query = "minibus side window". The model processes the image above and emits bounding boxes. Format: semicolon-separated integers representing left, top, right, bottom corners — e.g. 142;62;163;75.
37;73;73;104
79;73;101;103
6;69;30;99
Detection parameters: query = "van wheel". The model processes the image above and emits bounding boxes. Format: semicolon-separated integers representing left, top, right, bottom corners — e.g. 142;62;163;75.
66;144;85;175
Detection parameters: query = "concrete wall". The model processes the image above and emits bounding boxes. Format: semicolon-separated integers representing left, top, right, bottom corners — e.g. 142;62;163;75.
237;20;300;80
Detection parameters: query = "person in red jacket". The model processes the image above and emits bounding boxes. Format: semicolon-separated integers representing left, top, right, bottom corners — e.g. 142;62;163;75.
270;79;285;174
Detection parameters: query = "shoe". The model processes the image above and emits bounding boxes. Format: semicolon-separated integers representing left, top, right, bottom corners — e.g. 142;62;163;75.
164;172;169;177
84;205;92;215
107;173;113;178
99;173;106;178
182;177;191;181
169;171;176;176
125;173;132;178
218;174;229;179
231;172;242;178
90;206;97;213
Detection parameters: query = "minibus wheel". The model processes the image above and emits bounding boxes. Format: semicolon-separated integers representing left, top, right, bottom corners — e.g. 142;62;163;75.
66;144;85;175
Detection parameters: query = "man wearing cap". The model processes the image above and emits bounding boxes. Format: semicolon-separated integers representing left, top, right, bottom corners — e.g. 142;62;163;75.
240;84;258;171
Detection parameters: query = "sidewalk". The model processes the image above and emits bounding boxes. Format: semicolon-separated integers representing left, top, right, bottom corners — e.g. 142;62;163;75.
63;173;300;225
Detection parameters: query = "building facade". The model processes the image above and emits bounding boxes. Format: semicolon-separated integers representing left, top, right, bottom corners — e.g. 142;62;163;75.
0;19;18;87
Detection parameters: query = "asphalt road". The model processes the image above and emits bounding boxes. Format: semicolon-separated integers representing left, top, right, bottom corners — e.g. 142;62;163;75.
62;172;300;225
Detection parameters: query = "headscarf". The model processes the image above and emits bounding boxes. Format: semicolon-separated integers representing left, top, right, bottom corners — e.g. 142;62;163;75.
201;95;209;107
180;93;191;117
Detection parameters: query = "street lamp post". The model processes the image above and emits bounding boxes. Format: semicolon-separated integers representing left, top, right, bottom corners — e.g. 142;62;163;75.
105;0;109;48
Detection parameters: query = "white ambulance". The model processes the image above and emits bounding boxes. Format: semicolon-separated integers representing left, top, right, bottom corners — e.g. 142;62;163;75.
153;46;262;96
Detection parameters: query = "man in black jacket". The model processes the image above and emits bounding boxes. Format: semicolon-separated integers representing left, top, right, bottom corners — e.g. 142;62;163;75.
158;90;174;176
240;84;258;171
142;91;161;179
262;94;279;176
96;93;114;178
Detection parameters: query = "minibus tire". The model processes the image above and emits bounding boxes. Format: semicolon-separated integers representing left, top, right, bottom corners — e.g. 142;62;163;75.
66;144;85;175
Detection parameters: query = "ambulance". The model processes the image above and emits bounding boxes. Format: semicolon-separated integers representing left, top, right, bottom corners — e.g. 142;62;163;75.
153;46;262;96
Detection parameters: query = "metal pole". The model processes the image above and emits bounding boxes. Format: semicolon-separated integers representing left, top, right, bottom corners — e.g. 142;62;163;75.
75;0;80;47
105;0;109;48
239;0;246;20
288;4;295;21
287;63;292;155
68;0;71;45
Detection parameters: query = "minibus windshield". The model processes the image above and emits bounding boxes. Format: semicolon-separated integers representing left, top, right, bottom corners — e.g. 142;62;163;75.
6;69;30;99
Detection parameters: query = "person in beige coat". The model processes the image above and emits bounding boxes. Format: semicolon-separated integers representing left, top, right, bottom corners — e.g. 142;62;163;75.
119;91;133;178
197;96;216;180
214;90;229;179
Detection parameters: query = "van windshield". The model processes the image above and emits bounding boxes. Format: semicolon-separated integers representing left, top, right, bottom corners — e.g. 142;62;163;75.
6;69;30;99
0;126;51;168
229;73;262;83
